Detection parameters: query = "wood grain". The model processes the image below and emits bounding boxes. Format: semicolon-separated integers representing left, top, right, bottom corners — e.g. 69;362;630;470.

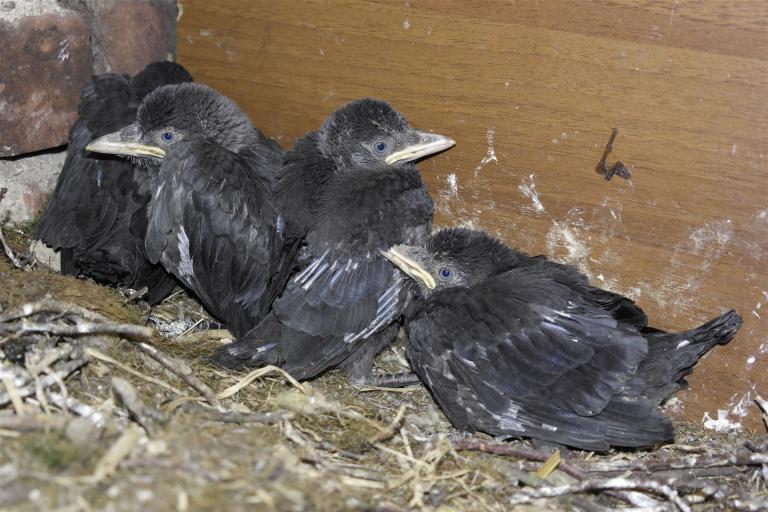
178;0;768;430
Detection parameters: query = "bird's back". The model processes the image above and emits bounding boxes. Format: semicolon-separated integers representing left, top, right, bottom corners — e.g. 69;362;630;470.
38;63;192;303
406;267;674;450
214;165;433;378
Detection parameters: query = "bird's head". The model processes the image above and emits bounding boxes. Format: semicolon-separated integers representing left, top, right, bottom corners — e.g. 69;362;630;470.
381;228;515;296
317;98;454;171
85;83;256;164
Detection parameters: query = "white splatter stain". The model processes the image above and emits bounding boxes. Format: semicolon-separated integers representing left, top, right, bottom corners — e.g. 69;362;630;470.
446;174;458;198
517;173;545;213
731;143;737;156
682;219;734;271
596;274;605;282
729;390;754;417
689;220;733;253
475;128;497;175
403;18;410;30
199;29;213;37
702;410;741;432
57;39;70;63
746;355;756;368
760;342;768;354
545;218;590;276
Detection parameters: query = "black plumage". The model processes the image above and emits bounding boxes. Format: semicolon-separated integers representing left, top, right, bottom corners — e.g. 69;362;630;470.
213;99;455;384
38;61;192;304
85;83;284;336
382;228;742;450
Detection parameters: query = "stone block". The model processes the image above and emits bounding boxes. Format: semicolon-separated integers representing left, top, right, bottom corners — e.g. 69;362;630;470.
0;149;66;222
0;1;92;157
62;0;178;75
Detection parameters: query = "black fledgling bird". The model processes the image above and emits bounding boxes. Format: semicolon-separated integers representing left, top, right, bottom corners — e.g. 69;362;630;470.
212;99;455;384
38;61;193;304
382;228;742;450
85;83;284;336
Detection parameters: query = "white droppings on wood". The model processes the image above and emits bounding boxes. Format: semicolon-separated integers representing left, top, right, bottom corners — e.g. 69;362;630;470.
729;390;754;418
702;410;742;432
746;355;756;368
199;29;213;37
446;174;458;198
683;219;734;271
689;219;733;253
517;173;545;213
475;128;497;175
403;18;410;30
731;143;737;156
545;218;591;276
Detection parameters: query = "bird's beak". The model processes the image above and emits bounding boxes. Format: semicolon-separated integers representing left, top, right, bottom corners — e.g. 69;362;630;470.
85;124;166;159
380;247;436;289
385;131;455;165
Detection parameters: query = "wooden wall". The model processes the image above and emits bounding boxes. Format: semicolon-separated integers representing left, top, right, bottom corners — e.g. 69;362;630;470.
178;0;768;430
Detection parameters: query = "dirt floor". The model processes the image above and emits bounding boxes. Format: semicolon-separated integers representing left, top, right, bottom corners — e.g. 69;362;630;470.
1;222;767;512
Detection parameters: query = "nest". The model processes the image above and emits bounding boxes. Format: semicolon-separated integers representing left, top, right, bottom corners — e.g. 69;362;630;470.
1;221;767;511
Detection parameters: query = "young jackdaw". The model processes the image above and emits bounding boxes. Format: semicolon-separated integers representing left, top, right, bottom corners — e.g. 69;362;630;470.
38;62;192;304
212;98;455;385
85;83;284;336
382;228;742;450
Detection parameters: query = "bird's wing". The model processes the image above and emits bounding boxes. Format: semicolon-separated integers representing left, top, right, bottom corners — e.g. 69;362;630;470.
271;168;432;343
272;248;410;343
408;267;648;420
38;74;138;249
38;121;129;249
145;142;277;335
526;255;648;327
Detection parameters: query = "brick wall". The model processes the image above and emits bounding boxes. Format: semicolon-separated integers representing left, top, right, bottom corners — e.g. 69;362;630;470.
0;0;178;222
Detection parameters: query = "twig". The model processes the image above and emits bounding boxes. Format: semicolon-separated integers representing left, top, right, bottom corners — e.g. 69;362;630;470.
112;377;165;434
0;224;24;270
577;449;768;474
46;392;106;428
132;341;221;409
1;376;26;415
85;347;183;396
595;128;631;181
217;365;309;399
0;320;153;340
0;413;69;432
755;395;768;431
178;402;291;424
0;358;87;407
0;298;111;324
508;476;691;512
369;404;407;443
453;438;587;480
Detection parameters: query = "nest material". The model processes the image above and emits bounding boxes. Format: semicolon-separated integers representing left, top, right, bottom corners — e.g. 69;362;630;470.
1;223;767;511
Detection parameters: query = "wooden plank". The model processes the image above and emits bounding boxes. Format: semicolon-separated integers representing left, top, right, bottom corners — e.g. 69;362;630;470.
178;0;768;430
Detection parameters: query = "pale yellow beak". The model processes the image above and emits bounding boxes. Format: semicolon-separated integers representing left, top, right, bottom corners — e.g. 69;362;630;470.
384;131;455;165
86;131;165;158
380;247;436;289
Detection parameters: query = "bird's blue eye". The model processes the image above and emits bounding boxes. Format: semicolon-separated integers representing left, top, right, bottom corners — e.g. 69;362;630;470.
161;132;174;143
439;268;452;279
373;141;388;154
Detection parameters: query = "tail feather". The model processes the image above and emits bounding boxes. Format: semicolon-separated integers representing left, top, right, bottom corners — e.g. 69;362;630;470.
630;310;742;403
211;313;352;380
602;398;675;448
